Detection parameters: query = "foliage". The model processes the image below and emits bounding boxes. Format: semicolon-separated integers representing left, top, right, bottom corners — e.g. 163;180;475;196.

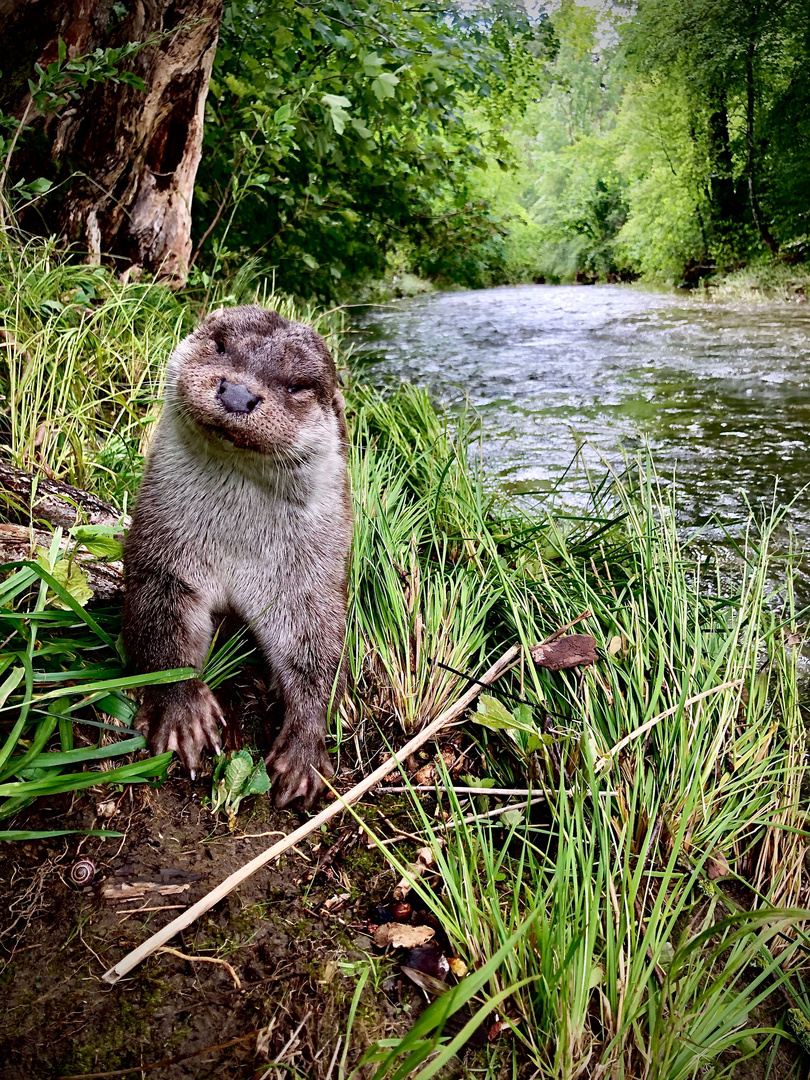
210;749;271;827
193;0;554;299
0;36;150;220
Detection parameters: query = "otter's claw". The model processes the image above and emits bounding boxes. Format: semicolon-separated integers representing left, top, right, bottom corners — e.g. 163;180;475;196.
135;679;224;774
266;728;333;810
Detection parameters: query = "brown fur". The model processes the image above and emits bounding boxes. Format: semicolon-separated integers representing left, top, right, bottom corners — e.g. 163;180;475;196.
123;305;351;808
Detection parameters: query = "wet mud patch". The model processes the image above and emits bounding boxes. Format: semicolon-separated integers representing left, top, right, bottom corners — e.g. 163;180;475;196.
0;775;417;1079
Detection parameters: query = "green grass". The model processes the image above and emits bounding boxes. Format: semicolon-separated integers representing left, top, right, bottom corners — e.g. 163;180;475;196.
1;230;809;1075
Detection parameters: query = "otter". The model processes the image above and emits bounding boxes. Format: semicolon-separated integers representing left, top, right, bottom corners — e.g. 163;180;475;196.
122;305;351;809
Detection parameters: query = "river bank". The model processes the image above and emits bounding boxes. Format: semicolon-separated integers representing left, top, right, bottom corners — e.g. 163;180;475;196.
1;237;810;1077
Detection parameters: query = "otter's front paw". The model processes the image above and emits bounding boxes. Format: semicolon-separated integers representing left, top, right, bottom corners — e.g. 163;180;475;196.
265;729;334;810
134;679;224;778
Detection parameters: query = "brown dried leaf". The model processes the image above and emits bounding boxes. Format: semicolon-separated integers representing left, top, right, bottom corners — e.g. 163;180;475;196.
394;845;436;900
530;634;597;670
374;923;435;949
706;851;730;880
487;1017;512;1041
412;762;436;785
448;957;468;977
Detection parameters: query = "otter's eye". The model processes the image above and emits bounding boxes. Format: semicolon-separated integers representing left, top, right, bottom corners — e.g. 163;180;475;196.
287;384;311;395
214;338;226;355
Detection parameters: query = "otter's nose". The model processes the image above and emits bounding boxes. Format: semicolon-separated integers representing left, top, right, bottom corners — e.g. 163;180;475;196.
217;379;261;414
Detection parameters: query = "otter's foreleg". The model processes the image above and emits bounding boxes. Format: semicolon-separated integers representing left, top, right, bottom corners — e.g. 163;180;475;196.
122;569;224;776
252;603;345;809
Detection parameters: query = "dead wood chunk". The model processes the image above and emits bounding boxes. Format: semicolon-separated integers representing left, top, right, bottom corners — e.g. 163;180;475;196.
102;881;193;900
529;634;598;671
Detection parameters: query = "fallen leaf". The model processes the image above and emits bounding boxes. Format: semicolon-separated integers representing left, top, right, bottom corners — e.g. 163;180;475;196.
608;634;624;657
448;957;468;977
412;762;436;785
394;845;436;900
374;923;436;948
530;634;597;670
488;1017;512;1041
706;851;730;880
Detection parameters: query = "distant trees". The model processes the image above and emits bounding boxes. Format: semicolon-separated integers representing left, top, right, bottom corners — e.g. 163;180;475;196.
622;0;810;264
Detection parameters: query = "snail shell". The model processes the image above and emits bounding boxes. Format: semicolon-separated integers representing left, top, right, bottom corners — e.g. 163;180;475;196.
69;858;97;887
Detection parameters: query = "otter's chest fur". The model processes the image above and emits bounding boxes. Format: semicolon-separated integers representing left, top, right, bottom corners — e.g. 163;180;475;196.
128;416;350;616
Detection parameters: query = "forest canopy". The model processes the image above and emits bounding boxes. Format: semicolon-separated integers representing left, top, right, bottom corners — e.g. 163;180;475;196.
1;0;808;297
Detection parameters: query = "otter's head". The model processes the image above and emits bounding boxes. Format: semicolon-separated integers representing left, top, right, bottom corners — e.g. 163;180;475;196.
165;305;345;460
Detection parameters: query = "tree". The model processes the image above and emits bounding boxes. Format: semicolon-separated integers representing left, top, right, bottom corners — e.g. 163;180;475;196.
0;0;223;284
622;0;810;260
192;0;553;298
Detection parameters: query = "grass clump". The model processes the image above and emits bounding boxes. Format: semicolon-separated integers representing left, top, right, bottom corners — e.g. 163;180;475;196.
355;465;810;1075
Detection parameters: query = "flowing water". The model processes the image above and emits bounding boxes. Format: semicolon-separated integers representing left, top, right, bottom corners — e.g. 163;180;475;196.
355;284;810;536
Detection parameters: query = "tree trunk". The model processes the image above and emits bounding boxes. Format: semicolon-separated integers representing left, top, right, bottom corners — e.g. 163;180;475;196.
706;90;744;241
745;33;779;254
0;0;223;285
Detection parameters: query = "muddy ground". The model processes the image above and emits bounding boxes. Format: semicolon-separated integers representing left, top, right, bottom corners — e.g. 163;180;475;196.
0;768;445;1080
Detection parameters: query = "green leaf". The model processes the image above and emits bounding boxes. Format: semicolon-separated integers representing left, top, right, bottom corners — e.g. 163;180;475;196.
351;118;373;139
361;53;384;75
371;72;399;101
0;828;123;842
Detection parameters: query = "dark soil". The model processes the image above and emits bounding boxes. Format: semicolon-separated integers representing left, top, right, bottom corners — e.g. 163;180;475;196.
0;772;422;1080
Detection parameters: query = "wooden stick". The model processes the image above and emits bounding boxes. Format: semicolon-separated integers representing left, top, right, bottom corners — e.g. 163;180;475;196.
594;678;742;772
101;643;519;985
382;785;535;796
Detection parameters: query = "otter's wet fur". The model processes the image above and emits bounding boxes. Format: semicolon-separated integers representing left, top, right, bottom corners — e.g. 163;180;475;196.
123;305;351;808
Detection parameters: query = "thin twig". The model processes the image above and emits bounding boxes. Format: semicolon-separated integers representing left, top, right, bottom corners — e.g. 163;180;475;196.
116;904;186;916
595;679;743;772
157;946;242;989
382;785;535;796
101;644;520;985
540;610;592;644
58;1031;262;1079
438;796;547;829
275;1011;312;1063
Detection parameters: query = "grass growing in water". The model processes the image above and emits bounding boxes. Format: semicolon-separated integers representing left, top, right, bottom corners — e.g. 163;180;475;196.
1;233;809;1074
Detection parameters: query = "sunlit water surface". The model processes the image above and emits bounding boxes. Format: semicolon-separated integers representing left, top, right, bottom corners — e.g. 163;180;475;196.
354;285;810;538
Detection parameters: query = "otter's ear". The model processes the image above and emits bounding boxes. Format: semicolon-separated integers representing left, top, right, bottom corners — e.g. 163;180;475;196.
332;389;348;444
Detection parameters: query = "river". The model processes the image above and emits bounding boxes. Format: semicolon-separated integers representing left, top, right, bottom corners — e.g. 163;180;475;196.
354;284;810;535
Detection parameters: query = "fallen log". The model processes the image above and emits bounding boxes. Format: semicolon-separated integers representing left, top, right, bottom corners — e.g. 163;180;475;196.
0;522;124;600
0;461;129;530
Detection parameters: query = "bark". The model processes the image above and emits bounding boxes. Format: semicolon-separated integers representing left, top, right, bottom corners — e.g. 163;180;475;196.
0;461;128;530
0;462;127;601
0;523;124;601
0;0;223;284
